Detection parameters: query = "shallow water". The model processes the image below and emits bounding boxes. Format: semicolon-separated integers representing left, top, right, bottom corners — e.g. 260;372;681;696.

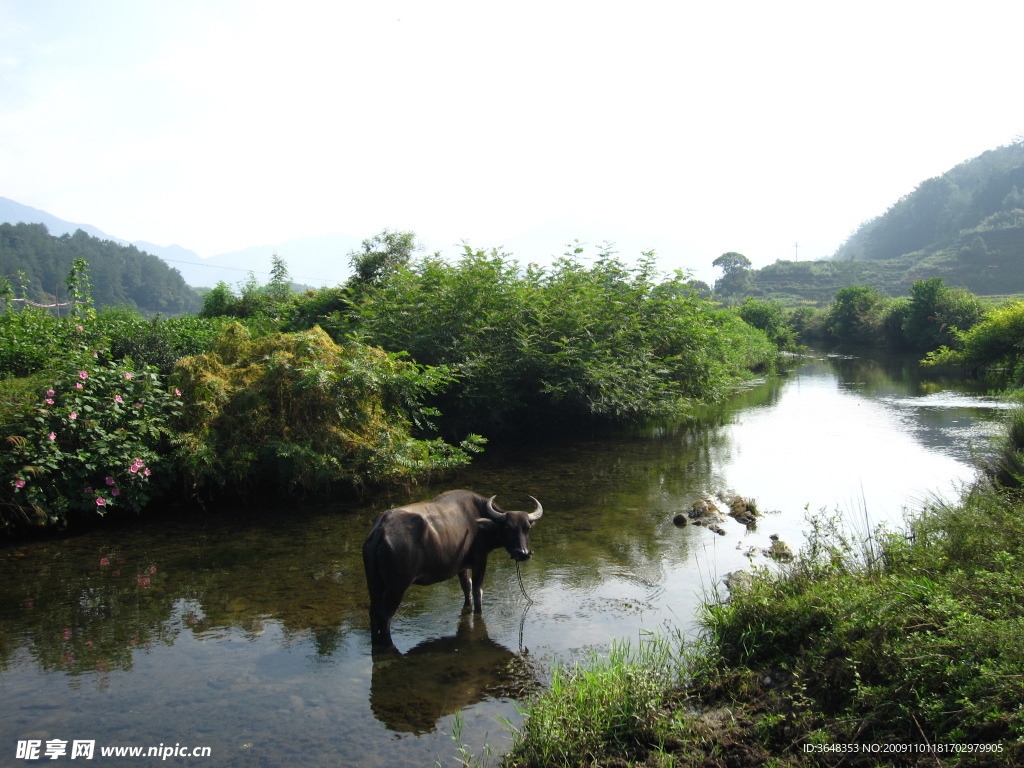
0;354;1009;766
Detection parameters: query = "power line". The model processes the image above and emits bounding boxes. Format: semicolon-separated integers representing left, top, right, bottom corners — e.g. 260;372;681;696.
158;257;342;286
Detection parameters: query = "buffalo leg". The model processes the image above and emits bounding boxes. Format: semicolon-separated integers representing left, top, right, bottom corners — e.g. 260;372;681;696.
369;584;406;646
458;569;473;611
471;561;487;613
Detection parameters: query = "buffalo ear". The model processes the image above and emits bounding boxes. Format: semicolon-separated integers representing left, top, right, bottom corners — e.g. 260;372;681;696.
476;517;497;533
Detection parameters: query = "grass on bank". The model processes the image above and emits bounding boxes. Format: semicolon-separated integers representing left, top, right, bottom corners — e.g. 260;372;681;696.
500;414;1024;768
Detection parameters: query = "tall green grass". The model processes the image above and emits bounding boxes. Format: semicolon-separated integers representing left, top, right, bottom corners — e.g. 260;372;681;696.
502;412;1024;766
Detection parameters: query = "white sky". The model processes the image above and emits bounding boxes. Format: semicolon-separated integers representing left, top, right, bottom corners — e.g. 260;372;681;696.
2;0;1022;282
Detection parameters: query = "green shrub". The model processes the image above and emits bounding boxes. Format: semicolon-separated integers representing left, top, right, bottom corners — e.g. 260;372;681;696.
821;285;891;345
92;309;227;374
737;297;796;348
350;247;776;433
169;323;480;497
0;353;182;526
0;310;84;378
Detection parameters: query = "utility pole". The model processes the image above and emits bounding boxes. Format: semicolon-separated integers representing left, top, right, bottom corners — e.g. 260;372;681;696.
794;242;799;262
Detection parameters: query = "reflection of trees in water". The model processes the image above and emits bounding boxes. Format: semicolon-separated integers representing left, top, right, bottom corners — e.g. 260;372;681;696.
0;512;375;674
369;614;540;734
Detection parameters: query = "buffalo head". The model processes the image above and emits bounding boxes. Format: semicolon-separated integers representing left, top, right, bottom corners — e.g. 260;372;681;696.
483;495;543;562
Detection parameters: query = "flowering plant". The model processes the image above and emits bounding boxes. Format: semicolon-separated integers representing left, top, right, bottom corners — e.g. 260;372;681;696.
1;351;182;525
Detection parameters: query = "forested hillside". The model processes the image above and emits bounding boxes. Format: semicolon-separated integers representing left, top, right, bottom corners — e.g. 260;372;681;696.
733;141;1024;304
0;223;202;314
834;141;1024;263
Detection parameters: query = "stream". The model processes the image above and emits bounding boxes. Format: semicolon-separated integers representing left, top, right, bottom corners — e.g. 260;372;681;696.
0;353;1011;766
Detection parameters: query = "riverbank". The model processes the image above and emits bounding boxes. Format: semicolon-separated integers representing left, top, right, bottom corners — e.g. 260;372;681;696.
501;412;1024;767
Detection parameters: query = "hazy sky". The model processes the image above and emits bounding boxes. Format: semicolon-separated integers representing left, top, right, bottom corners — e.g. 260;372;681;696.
2;0;1022;280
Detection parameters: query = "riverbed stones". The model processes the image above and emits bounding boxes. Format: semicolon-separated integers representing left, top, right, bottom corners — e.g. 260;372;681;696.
681;492;765;535
764;534;794;562
688;496;723;523
724;570;753;593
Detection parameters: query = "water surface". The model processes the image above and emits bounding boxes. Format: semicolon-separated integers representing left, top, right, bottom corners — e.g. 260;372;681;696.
0;354;1009;766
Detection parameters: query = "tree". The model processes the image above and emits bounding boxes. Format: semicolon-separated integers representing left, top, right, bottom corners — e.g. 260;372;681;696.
266;254;292;303
713;252;752;274
823;285;889;345
348;230;417;289
712;252;753;298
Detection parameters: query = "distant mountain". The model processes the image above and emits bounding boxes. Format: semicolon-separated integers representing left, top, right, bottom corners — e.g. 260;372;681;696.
0;222;202;314
0;196;116;242
741;141;1024;302
0;197;365;290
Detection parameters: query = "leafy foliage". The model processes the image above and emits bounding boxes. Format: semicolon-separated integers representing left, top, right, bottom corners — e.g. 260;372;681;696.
813;278;983;351
0;223;201;314
0;306;227;379
712;251;753;299
737;297;796;348
697;471;1024;760
924;298;1024;378
350;245;776;434
169;323;480;497
820;285;891;345
0;352;181;526
836;141;1024;263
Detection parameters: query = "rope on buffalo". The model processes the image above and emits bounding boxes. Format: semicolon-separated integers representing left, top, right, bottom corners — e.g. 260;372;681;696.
515;560;534;604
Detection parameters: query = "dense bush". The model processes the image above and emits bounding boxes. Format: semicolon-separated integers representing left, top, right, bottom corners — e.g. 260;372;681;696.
0;307;227;379
350;246;776;434
91;309;228;375
924;299;1024;378
897;276;983;350
0;310;84;377
0;353;181;526
737;297;796;348
814;278;984;351
820;285;891;345
169;323;481;497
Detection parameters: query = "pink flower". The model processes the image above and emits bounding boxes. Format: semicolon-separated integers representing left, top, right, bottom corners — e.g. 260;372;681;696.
70;411;78;419
78;371;88;380
13;478;26;489
129;465;139;474
84;486;93;494
105;476;115;486
174;389;182;396
76;325;84;332
99;557;110;566
76;382;83;390
143;468;151;477
136;576;151;587
46;389;55;396
114;394;123;403
45;398;54;405
135;402;143;409
63;628;71;640
111;488;120;497
124;372;133;380
48;432;56;441
96;497;106;507
149;566;157;574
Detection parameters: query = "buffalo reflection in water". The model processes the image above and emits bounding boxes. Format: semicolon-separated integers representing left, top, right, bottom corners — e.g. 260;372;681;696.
369;614;539;734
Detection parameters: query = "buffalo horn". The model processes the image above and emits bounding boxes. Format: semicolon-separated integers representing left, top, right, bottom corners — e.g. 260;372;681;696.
486;495;508;522
528;495;543;522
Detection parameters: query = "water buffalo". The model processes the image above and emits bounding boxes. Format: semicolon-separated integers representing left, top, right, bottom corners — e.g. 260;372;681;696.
362;489;543;646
